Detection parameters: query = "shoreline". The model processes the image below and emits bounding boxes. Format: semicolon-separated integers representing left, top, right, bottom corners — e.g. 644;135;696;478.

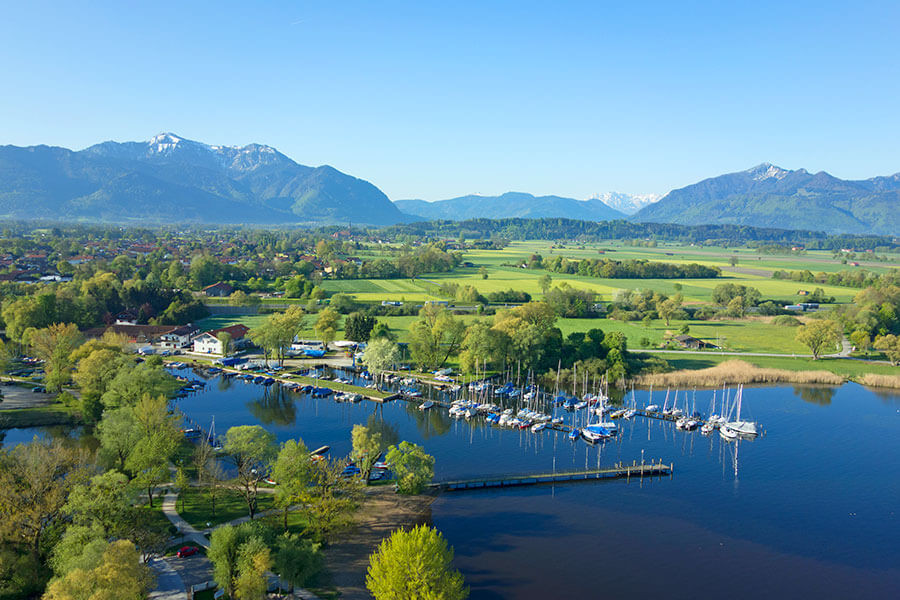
322;486;440;599
634;359;900;390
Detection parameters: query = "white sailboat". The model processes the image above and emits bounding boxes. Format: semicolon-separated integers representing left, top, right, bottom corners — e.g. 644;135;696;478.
724;385;758;436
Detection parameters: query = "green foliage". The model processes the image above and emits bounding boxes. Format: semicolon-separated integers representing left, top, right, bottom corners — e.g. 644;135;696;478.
270;439;315;531
345;312;377;342
351;425;386;480
100;359;179;409
408;305;466;370
366;524;468;600
274;534;323;590
224;425;277;518
235;536;271;600
363;338;401;380
773;315;802;327
43;540;154;600
796;320;842;359
385;442;434;495
29;323;83;392
873;334;900;365
314;307;340;345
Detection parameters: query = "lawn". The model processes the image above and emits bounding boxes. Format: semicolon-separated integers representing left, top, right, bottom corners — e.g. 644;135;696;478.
178;486;276;530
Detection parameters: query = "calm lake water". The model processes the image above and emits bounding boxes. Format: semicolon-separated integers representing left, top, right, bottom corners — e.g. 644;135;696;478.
6;369;899;599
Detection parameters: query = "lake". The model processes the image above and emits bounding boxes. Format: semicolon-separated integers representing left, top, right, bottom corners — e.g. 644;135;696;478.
5;370;899;599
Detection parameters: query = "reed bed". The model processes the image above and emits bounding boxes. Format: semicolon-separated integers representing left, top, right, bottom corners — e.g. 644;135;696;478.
635;360;845;388
855;373;900;389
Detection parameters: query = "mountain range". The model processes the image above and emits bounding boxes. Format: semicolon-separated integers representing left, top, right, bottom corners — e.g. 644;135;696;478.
0;134;896;235
0;133;407;225
633;163;900;235
395;192;627;221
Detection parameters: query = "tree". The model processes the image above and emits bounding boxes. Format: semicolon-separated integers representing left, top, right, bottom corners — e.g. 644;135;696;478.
314;307;340;346
657;295;683;326
100;359;178;409
0;440;90;557
63;470;133;538
479;266;488;280
305;458;361;543
29;323;83;392
363;338;401;384
270;438;315;531
235;536;272;600
796;320;841;359
385;442;434;495
224;426;277;518
408;305;466;370
345;312;377;342
43;540;154;600
366;524;468;600
175;466;190;514
352;425;386;481
208;525;242;599
217;331;234;357
209;524;270;600
73;348;130;415
369;321;397;342
726;295;746;318
274;535;322;591
49;525;108;577
849;329;870;354
874;334;900;365
538;273;552;295
96;407;141;472
729;256;738;267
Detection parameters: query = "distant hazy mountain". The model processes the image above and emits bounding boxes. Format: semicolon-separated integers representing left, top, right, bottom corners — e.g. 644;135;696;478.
591;192;661;215
395;192;626;221
633;163;900;235
0;133;406;225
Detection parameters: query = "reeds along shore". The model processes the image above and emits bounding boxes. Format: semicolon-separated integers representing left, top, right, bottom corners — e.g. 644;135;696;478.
855;373;900;390
635;360;844;388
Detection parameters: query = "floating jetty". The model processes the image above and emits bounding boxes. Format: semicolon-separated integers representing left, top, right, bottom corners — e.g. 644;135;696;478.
432;460;673;491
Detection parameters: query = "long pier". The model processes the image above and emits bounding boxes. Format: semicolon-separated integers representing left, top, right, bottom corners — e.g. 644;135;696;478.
432;461;673;491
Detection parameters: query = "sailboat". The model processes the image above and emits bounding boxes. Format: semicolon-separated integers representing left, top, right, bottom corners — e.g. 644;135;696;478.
724;386;758;436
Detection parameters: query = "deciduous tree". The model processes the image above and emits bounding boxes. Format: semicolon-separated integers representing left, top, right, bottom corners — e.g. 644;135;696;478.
385;441;434;495
796;320;841;359
366;524;467;600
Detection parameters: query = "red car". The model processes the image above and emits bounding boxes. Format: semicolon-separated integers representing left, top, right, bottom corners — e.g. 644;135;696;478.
176;546;198;558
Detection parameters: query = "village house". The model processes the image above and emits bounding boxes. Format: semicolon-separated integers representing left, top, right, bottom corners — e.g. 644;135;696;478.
192;324;250;355
159;324;200;349
673;334;718;350
201;282;235;297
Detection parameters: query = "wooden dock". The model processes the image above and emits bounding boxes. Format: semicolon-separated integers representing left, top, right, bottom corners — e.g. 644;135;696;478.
432;461;673;492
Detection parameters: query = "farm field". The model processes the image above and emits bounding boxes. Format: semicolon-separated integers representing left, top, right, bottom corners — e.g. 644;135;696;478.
198;241;898;359
323;240;866;304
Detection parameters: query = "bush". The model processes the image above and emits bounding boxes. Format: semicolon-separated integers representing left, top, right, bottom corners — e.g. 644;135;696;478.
773;315;802;327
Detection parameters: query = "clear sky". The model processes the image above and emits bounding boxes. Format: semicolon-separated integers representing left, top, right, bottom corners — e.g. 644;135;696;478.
1;1;898;201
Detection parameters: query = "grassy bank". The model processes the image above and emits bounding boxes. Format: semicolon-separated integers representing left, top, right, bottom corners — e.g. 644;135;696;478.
0;404;81;429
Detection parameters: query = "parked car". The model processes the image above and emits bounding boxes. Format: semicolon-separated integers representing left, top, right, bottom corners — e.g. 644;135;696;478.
176;546;198;558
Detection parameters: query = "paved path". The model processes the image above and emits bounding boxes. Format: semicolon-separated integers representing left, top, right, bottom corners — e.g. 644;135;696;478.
641;337;852;360
161;491;209;548
148;557;187;600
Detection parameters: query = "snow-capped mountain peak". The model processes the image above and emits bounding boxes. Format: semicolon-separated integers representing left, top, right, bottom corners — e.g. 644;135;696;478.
148;132;188;153
591;191;661;215
748;163;790;181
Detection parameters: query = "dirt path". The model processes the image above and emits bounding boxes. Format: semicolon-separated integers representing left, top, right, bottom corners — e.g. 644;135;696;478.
323;487;439;600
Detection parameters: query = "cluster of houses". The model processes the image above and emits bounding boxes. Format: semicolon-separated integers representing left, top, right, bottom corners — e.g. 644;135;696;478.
85;320;251;356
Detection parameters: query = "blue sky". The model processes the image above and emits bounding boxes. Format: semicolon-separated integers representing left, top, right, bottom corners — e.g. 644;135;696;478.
1;1;898;200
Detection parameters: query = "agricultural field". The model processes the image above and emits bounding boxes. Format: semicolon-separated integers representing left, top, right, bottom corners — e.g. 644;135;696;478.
201;240;899;358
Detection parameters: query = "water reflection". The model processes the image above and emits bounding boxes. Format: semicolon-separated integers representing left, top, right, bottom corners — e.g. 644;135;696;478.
792;385;836;405
247;385;297;426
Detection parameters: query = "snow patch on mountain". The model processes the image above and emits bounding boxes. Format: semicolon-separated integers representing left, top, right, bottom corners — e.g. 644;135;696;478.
592;191;661;215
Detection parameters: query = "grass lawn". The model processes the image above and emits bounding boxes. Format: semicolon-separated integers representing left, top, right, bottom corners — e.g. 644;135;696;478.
178;486;276;530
